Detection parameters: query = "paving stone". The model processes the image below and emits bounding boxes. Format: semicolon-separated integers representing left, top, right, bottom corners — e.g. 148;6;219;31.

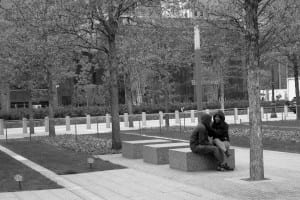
122;139;170;159
143;142;189;164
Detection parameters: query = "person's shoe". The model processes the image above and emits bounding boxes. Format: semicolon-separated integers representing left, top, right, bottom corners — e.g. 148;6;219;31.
222;163;234;171
217;164;225;171
225;150;231;157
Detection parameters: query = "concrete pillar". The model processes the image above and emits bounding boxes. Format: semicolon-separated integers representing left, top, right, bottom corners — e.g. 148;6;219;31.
124;113;129;127
234;108;238;124
106;114;110;128
86;115;91;129
191;110;195;123
66;116;71;131
22;118;27;134
45;117;49;132
175;110;180;124
159;111;163;126
284;105;288;119
142;112;146;126
261;107;264;119
0;119;3;135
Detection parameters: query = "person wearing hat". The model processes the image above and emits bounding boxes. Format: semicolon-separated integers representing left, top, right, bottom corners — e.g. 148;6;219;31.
212;111;230;157
190;113;230;171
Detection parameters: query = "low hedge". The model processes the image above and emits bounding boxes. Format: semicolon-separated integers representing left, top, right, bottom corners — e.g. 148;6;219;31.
0;100;288;120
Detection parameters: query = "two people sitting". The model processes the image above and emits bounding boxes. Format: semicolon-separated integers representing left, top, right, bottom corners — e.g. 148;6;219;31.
190;111;233;171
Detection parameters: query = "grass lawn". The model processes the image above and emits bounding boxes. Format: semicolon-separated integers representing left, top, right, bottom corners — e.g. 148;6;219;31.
1;139;126;175
0;150;61;192
122;124;300;154
262;120;300;128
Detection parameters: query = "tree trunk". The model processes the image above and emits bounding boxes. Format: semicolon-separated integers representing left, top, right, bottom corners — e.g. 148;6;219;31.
291;54;300;120
28;89;35;134
0;81;10;113
219;63;225;111
270;66;277;118
245;0;264;181
47;70;56;137
124;73;134;127
108;38;121;150
164;91;170;127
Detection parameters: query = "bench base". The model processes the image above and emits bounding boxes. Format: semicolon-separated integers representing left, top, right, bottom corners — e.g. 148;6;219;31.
169;148;235;171
122;139;170;159
143;143;189;164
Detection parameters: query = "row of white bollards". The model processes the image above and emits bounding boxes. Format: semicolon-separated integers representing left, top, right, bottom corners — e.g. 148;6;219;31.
0;105;292;135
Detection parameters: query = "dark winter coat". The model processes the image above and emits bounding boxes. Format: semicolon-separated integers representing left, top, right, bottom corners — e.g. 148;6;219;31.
190;114;214;151
211;111;229;141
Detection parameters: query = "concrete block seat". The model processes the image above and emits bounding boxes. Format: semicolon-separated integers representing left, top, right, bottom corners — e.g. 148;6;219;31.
122;139;170;159
143;142;189;164
169;148;235;171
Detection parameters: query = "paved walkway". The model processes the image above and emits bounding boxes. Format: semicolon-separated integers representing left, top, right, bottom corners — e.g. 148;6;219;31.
1;132;300;199
96;147;300;200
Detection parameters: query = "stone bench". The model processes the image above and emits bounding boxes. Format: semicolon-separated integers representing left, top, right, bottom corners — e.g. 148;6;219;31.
122;139;170;159
169;148;235;171
143;142;189;165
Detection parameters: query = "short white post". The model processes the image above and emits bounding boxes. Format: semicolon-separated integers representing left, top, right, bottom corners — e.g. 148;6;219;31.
284;105;288;119
159;111;164;126
142;112;146;126
247;107;250;116
234;108;238;124
106;114;110;128
0;119;4;135
22;118;27;134
261;107;264;119
86;114;91;129
175;110;180;124
124;113;129;127
45;117;49;132
191;110;195;123
66;116;71;131
205;109;210;114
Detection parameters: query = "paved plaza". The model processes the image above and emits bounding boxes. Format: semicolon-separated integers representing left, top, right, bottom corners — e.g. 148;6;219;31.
1;142;300;200
0;111;299;199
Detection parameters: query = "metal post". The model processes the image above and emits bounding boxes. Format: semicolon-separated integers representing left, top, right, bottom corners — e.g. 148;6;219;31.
5;126;7;143
75;122;78;142
96;118;99;138
18;181;22;190
159;115;162;135
0;119;4;135
139;120;142;135
179;116;182;134
184;112;186;128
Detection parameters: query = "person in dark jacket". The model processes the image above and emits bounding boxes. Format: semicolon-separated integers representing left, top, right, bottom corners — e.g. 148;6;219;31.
212;111;230;157
190;113;227;171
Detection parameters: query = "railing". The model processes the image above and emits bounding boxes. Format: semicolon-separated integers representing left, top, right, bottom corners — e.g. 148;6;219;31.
0;105;298;139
